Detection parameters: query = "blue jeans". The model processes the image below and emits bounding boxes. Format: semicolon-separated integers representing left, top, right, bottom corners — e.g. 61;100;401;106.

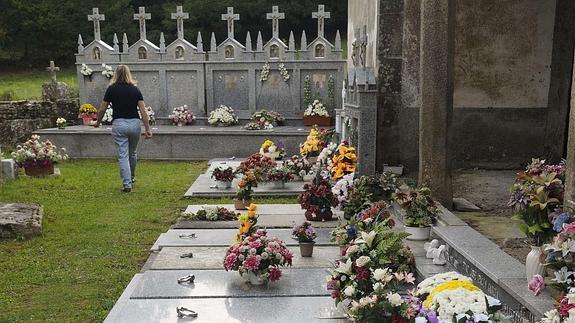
112;119;141;188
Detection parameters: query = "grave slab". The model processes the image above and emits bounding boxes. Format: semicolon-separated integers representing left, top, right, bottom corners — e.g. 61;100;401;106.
0;203;43;239
184;174;305;197
151;228;335;251
105;274;143;322
148;246;341;270
104;296;346;323
130;268;330;299
1;159;17;180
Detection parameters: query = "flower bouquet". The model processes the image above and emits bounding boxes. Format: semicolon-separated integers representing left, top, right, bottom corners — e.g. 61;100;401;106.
543;215;575;293
259;139;286;160
101;63;114;78
292;221;316;257
224;228;293;285
304;99;331;126
235;153;277;178
266;167;293;189
244;110;285;130
300;127;324;159
56;117;67;129
235;204;259;242
540;291;575;322
329;142;357;181
332;173;355;207
208;105;239;127
283;155;312;180
139;106;156;125
102;104;113;125
79;103;97;125
343;173;399;220
169;105;195;126
211;166;235;189
11;135;68;176
298;176;337;221
80;64;93;78
235;171;258;210
394;186;440;240
182;206;239;221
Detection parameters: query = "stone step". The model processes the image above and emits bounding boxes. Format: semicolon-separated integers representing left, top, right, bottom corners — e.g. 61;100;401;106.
147;246;341;270
129;268;331;299
184;174;305;197
104;296;346;323
151;228;336;251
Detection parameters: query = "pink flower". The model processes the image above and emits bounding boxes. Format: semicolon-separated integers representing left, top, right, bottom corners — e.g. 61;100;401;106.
269;267;282;282
563;222;575;235
243;255;261;271
224;254;238;271
528;274;545;296
249;240;262;249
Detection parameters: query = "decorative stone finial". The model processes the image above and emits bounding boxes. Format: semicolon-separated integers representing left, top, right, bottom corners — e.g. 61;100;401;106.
245;32;253;52
197;32;204;52
210;32;217;52
159;32;166;52
288;31;295;51
113;33;119;52
77;34;84;53
122;33;129;53
300;30;307;51
335;30;342;51
256;31;263;52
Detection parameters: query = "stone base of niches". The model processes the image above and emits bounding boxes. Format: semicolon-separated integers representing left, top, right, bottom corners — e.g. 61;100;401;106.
391;203;554;323
34;125;322;160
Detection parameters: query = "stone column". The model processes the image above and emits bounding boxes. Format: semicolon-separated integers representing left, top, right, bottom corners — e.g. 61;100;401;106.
563;50;575;205
418;0;455;209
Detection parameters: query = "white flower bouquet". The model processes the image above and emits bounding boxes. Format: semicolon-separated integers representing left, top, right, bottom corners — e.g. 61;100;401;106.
56;117;67;129
102;104;113;125
80;64;93;76
138;106;156;125
304;100;330;117
101;63;114;78
208;105;239;127
11;135;68;168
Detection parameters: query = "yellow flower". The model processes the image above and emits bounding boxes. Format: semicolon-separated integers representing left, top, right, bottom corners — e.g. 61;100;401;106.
248;204;257;213
423;280;480;309
261;140;274;149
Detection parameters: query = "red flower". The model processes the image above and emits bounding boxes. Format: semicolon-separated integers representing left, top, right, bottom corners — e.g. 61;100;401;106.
354;265;370;282
243;255;261;271
269;267;282;282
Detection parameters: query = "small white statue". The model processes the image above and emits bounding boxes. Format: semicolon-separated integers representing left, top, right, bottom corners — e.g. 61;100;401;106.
424;239;439;259
432;245;447;266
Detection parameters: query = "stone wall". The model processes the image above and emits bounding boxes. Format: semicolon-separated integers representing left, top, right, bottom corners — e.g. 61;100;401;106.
0;99;79;149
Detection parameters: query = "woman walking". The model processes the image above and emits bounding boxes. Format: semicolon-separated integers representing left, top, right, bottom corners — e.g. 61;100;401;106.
94;65;152;192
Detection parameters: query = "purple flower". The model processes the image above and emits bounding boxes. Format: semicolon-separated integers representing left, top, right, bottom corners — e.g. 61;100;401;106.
426;311;438;323
553;212;573;232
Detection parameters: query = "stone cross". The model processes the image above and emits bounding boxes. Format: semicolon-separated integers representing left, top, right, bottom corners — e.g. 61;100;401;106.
46;61;60;83
312;5;330;38
171;6;189;39
88;8;105;41
221;7;239;39
134;7;151;40
267;6;285;39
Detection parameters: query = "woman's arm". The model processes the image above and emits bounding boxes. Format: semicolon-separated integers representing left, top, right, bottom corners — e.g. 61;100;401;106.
138;100;152;139
93;101;109;127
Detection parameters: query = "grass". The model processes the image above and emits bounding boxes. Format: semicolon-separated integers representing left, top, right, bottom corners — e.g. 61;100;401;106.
0;68;78;100
0;159;296;322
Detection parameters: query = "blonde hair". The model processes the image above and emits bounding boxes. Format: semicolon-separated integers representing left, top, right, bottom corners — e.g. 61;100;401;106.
110;65;137;85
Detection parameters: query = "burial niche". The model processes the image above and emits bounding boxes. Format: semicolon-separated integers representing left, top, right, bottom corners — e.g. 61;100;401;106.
138;46;148;60
225;45;235;59
175;46;185;60
315;44;325;58
270;44;279;59
93;47;101;60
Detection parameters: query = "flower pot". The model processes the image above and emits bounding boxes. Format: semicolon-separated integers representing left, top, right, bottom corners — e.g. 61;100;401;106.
303;115;331;127
234;199;252;210
80;114;97;126
307;156;318;165
57;126;66;129
272;181;286;189
24;163;54;177
305;208;333;222
405;226;431;241
247;272;266;286
526;245;545;280
299;242;315;257
215;180;232;190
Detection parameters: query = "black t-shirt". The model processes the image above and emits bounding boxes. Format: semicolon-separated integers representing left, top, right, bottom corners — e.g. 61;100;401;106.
103;83;143;120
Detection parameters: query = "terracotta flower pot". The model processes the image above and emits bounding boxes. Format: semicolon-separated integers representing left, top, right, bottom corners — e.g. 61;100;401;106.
299;242;315;257
24;163;55;177
234;199;252;210
303;115;331;127
80;114;97;126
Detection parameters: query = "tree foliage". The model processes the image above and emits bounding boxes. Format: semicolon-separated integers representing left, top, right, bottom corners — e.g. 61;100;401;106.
0;0;347;66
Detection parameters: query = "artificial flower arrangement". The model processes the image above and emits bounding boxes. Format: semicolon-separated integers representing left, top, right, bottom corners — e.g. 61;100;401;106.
235;203;259;242
329;142;357;181
543;210;575;293
300;126;334;158
332;173;355;207
169;105;195;126
260;62;270;82
79;103;97;116
56;117;67;129
102;104;113;125
212;166;235;182
282;155;312;179
259;139;285;160
292;221;317;257
540;289;575;323
278;63;290;82
139;106;156;125
235;171;258;209
235;153;277;178
11;135;68;175
80;64;93;76
413;272;504;322
266;167;294;183
394;186;439;228
244;110;285;130
342;172;399;220
509;158;565;246
298;175;337;221
101;63;114;78
208;105;239;127
304;99;330;117
182;206;239;221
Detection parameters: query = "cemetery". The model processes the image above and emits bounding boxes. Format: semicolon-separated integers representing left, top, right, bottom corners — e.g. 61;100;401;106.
2;0;575;322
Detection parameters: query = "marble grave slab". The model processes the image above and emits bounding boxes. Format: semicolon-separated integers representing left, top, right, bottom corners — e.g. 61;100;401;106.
184;174;305;197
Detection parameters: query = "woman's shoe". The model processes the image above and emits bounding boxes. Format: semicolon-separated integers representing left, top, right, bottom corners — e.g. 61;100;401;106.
122;187;132;193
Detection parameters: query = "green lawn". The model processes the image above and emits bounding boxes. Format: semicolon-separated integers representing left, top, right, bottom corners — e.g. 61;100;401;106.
0;68;78;100
0;160;295;322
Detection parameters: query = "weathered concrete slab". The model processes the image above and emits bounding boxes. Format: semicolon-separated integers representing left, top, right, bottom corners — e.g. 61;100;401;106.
130;268;330;299
184;174;305;197
453;197;481;212
105;296;346;323
151;228;335;251
0;203;43;239
1;159;17;180
148;246;341;270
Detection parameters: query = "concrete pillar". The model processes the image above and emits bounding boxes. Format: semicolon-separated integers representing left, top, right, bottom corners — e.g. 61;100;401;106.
563;50;575;205
418;0;455;209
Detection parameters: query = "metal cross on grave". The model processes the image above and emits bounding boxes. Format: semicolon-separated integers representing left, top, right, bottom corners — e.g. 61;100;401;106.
221;7;240;39
46;61;60;83
171;6;189;39
88;8;105;41
267;6;285;39
312;5;330;38
134;7;151;40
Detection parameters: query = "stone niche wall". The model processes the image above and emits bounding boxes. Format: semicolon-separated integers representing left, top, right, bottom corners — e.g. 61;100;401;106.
0;100;79;149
